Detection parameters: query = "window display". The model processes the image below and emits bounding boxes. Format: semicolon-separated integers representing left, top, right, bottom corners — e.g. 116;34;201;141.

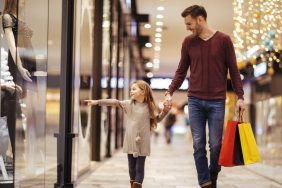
1;0;48;186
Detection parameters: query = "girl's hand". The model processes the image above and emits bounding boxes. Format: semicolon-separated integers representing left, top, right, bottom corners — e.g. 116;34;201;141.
163;101;171;113
84;100;99;106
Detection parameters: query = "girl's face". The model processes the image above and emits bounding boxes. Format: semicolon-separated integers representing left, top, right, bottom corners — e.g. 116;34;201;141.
130;84;145;102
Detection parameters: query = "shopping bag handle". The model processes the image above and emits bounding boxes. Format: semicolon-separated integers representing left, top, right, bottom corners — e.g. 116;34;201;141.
236;108;244;123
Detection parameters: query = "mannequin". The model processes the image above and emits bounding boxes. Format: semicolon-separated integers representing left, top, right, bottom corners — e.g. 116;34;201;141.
2;0;32;83
1;0;41;179
2;0;49;177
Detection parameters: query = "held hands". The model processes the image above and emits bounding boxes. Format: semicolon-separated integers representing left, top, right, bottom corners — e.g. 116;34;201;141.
163;100;171;113
18;66;32;82
164;92;172;109
83;100;99;106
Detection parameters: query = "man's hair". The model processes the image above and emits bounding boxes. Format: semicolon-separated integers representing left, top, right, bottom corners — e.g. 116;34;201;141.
181;5;207;20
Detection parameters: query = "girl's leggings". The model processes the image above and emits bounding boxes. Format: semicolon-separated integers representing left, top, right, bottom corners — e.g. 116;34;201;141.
127;154;146;183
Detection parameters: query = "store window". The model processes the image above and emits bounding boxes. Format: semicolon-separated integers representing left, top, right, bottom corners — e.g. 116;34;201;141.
0;0;50;186
0;0;62;187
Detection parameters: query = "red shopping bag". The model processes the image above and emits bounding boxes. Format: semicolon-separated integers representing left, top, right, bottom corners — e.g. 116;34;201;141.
218;120;238;167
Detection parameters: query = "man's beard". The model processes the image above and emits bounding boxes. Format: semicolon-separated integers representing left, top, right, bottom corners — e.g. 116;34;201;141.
195;25;202;36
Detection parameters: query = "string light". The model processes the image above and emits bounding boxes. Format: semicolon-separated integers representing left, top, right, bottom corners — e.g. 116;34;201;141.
233;0;282;61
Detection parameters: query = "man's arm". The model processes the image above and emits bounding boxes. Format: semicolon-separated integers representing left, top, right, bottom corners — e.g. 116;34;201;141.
167;38;190;96
225;36;245;112
165;38;190;106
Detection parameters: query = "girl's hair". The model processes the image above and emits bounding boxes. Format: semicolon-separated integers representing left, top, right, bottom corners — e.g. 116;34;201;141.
132;80;159;130
3;0;17;14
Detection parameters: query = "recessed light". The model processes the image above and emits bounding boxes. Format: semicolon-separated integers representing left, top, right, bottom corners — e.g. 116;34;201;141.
156;14;164;19
154;46;161;51
156;21;163;26
155;33;162;38
144;23;151;28
156;28;163;32
157;6;165;11
145;43;152;48
146;62;153;68
147;72;154;78
155;38;162;43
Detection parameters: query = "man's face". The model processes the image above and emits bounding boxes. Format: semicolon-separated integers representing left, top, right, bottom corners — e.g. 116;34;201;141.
184;15;202;36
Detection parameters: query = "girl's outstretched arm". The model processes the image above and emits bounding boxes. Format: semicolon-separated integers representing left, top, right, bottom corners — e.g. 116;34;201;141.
84;99;120;107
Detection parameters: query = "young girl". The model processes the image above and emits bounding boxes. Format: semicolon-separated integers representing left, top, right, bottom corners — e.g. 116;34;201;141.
84;80;170;188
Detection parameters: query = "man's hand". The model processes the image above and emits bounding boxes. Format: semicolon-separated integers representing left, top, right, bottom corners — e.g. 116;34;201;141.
236;99;245;114
84;100;99;106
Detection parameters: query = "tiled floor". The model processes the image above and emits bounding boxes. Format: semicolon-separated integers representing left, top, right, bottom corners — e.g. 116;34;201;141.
76;135;282;188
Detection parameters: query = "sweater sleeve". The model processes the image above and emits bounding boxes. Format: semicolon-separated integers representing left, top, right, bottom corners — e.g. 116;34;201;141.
97;99;120;106
168;38;190;95
225;36;244;99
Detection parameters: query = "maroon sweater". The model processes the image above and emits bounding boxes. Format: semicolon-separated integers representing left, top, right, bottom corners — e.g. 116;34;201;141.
168;31;244;100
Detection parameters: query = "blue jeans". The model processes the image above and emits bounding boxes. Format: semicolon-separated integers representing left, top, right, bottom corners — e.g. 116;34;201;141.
127;154;146;184
188;96;225;186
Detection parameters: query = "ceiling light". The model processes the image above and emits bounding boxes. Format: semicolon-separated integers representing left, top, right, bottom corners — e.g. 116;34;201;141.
155;33;162;38
146;62;153;68
156;21;163;26
144;23;151;29
156;14;164;19
145;43;152;48
157;6;165;11
155;38;162;43
154;46;161;51
156;28;163;32
147;72;154;78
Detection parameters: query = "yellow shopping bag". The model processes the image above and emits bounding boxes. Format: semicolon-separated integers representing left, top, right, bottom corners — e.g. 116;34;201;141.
238;122;261;165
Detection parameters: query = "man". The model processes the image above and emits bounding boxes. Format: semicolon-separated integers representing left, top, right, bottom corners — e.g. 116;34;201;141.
164;5;245;188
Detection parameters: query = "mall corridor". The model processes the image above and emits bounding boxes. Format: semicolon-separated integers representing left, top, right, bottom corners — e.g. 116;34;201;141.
76;135;282;188
1;0;282;187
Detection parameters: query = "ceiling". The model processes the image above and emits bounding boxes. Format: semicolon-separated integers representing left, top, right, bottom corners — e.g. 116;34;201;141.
137;0;234;77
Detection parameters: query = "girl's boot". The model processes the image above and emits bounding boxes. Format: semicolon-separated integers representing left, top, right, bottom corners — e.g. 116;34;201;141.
132;182;142;188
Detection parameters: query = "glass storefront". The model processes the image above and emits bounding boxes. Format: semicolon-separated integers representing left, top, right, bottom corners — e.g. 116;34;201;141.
0;0;139;186
72;0;94;177
0;0;51;186
0;0;95;186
